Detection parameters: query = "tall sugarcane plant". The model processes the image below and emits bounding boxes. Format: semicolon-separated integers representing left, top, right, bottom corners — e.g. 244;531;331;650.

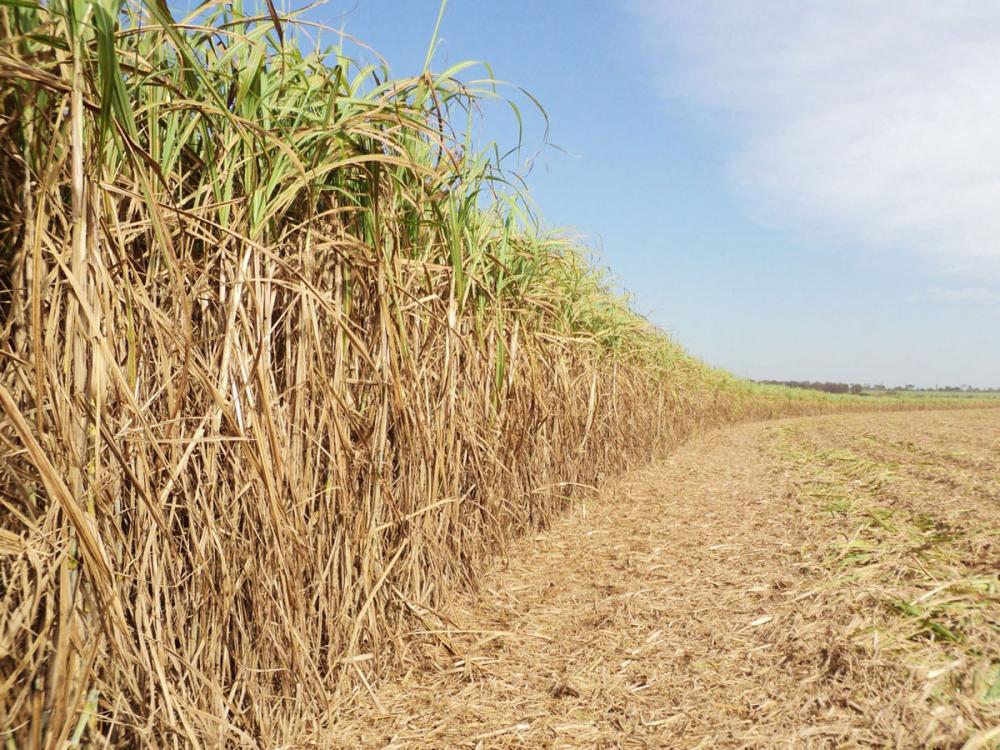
0;1;849;745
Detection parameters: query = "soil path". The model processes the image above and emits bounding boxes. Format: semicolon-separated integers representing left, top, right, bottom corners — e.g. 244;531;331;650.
332;410;1000;749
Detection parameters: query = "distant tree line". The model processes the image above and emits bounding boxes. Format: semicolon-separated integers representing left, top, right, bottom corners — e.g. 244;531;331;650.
754;380;998;395
757;380;864;394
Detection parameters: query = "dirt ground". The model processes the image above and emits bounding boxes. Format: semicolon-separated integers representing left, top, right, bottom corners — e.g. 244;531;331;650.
327;410;1000;749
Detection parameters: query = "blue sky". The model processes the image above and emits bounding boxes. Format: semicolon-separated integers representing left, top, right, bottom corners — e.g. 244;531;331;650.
304;0;999;388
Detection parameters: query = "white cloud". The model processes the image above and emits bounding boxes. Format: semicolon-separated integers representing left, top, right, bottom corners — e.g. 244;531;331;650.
924;287;1000;304
632;0;1000;277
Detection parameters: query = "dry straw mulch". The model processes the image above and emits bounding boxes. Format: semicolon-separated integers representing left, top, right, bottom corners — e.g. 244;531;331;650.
326;410;1000;749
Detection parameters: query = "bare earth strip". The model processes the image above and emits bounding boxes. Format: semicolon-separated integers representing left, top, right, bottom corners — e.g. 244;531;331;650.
329;410;1000;749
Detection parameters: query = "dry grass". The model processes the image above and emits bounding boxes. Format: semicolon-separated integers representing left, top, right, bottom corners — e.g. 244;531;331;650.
326;410;999;749
0;1;996;746
772;410;1000;747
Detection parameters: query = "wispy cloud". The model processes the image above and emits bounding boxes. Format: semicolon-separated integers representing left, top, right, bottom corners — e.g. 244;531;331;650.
631;1;1000;276
920;287;1000;305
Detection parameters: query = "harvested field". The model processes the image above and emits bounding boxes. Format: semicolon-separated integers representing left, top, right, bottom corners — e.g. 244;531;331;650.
329;409;1000;749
